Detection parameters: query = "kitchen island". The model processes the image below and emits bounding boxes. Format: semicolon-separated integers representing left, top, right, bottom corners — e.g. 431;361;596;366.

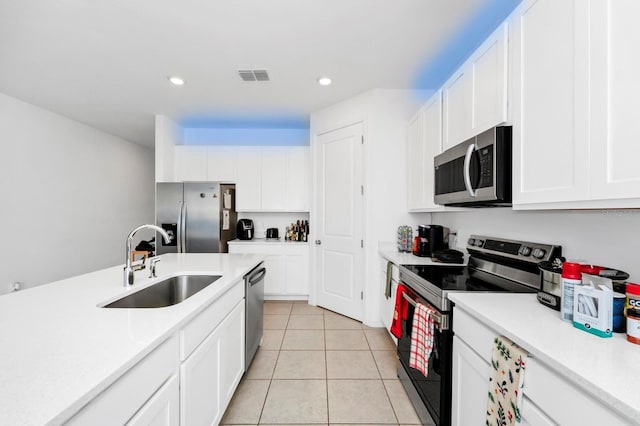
0;253;263;425
449;292;640;425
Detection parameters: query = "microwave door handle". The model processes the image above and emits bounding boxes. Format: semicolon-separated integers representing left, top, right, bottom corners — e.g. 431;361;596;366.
463;143;478;197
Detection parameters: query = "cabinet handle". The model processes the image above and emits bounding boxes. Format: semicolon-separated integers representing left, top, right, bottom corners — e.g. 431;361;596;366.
315;240;322;245
463;143;477;197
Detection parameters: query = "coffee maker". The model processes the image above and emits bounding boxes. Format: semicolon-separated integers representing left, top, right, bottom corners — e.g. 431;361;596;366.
413;225;445;257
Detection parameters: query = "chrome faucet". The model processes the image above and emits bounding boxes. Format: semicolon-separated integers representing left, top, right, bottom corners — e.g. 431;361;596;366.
124;224;171;287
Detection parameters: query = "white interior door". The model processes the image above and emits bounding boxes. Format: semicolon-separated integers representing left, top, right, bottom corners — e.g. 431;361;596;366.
314;123;364;321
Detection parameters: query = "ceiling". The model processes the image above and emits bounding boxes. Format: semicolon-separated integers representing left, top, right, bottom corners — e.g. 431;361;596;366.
0;0;501;147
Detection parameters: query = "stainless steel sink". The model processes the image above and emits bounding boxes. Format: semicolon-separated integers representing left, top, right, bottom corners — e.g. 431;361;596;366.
103;275;222;308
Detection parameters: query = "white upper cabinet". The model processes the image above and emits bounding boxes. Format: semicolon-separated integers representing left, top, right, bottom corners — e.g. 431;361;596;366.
206;146;236;182
511;0;640;208
588;0;640;201
285;147;310;211
470;23;509;134
235;146;311;212
174;146;236;182
442;69;472;151
235;147;262;211
173;145;310;211
260;147;288;211
511;0;590;205
174;146;208;182
442;23;509;151
407;91;444;211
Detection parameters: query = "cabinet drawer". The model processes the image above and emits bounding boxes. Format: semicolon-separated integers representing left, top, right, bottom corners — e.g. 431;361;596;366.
452;307;495;363
524;357;629;425
126;374;179;426
180;281;244;360
68;335;178;425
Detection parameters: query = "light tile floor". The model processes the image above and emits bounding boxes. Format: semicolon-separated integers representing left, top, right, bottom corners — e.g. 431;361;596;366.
221;300;421;425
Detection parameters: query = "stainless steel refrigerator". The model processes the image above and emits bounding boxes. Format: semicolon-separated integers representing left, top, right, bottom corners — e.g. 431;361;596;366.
155;182;237;254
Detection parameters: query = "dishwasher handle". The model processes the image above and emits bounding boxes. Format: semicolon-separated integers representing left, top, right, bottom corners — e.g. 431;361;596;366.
248;267;266;286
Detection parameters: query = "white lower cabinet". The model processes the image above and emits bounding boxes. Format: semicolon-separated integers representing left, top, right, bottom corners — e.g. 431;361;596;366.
228;242;309;298
127;374;179;426
68;279;247;426
181;300;245;426
452;307;629;426
68;335;179;426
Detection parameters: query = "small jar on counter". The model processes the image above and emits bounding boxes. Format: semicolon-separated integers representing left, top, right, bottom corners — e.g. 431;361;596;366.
626;283;640;344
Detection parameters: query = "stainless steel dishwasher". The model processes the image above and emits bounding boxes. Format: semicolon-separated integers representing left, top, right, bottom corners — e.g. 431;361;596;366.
244;262;265;371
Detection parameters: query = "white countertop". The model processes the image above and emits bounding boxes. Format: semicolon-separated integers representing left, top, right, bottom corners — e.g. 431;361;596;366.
0;253;263;425
378;241;468;266
228;238;310;245
448;292;640;423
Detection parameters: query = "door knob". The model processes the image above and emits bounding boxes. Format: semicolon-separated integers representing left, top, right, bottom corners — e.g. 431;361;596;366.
315;240;322;245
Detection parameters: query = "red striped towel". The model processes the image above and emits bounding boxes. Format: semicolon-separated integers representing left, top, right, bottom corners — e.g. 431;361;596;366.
409;302;436;377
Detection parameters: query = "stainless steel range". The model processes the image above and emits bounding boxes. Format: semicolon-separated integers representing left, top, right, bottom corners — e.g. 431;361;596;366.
396;235;561;426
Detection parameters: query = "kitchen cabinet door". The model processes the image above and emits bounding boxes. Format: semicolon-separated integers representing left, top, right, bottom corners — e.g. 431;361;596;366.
407;107;426;211
263;253;285;296
588;0;640;202
286;147;310;211
218;300;245;410
407;92;444;212
442;69;472;151
451;336;489;426
261;148;287;211
207;146;237;182
180;300;245;426
127;375;179;426
470;23;509;134
174;146;207;181
284;244;309;295
235;147;262;211
510;0;590;205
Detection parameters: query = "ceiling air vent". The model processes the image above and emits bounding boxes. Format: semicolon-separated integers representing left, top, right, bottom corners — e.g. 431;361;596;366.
238;69;270;82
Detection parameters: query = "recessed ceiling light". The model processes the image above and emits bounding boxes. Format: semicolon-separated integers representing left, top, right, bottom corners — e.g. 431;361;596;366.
317;76;332;86
169;76;185;86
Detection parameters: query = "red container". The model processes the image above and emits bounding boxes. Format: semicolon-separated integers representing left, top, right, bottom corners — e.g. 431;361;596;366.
562;262;582;280
580;264;603;275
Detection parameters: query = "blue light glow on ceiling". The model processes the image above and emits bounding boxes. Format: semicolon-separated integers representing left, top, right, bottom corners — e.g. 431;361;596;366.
413;0;522;92
179;115;310;146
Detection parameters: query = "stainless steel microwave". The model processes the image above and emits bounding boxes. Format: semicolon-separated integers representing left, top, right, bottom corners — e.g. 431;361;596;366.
434;126;512;206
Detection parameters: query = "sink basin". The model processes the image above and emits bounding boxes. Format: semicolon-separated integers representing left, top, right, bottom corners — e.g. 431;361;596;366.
103;275;222;308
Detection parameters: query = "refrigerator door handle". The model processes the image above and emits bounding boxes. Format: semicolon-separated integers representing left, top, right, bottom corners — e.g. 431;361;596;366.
181;202;187;252
177;201;184;253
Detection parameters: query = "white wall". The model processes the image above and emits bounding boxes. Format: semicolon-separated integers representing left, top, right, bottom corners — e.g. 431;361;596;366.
0;92;155;295
431;208;640;282
311;89;429;326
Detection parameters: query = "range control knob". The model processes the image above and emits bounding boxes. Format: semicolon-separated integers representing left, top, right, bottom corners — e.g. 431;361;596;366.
518;246;532;256
475;239;485;247
468;238;476;246
532;248;547;259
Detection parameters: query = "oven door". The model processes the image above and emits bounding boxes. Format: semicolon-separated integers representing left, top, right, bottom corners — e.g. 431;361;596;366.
397;290;452;426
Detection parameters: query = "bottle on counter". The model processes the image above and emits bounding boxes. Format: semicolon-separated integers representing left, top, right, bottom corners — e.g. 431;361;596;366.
561;262;582;323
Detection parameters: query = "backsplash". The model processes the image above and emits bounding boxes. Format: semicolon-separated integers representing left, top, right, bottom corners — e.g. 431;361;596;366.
431;208;640;282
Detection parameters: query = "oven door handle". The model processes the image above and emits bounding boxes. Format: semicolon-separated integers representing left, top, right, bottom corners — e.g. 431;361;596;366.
402;292;443;327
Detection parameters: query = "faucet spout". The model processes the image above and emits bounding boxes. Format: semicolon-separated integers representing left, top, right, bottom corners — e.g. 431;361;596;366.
124;224;171;287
